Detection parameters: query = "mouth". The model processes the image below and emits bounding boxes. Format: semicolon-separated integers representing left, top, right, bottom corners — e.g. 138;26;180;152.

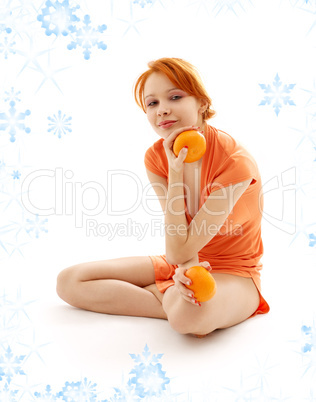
158;120;177;129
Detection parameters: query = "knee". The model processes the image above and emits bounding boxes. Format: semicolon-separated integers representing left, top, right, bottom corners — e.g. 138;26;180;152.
166;305;215;336
167;312;205;335
56;266;79;305
163;288;218;335
167;313;193;335
167;300;215;335
163;287;216;335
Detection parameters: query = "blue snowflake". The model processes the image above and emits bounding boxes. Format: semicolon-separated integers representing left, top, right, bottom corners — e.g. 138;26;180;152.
0;25;12;35
57;378;98;401
37;0;80;37
285;205;316;247
302;325;315;353
0;346;26;384
0;382;19;401
259;74;296;116
249;355;278;395
48;110;72;138
309;233;316;247
11;170;21;180
0;34;16;59
0;101;31;142
108;378;138;401
25;215;48;238
4;88;21;103
291;114;316;149
290;0;316;13
34;385;58;400
4;288;35;324
118;4;147;36
67;15;107;60
129;344;170;398
211;0;252;16
0;224;17;256
300;320;316;378
302;80;316;109
223;372;258;399
133;0;153;7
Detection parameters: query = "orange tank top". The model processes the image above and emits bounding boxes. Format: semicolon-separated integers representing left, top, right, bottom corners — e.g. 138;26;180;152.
144;124;264;292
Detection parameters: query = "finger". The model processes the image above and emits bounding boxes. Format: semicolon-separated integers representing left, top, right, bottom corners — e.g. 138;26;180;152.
173;273;191;287
199;261;212;271
173;274;193;294
183;294;201;306
175;282;199;305
177;146;188;163
174;271;192;287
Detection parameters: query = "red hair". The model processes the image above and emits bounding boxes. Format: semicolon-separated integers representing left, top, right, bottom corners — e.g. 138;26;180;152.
134;58;216;120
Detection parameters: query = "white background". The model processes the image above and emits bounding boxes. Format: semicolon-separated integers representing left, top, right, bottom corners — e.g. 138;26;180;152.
1;0;316;400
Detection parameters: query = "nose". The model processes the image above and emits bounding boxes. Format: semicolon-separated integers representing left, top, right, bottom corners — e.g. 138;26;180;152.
157;103;170;116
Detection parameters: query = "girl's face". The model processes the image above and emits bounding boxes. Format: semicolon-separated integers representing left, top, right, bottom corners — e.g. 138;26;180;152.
143;72;206;139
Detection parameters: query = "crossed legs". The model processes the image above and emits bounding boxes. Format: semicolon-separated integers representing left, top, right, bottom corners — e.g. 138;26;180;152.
56;256;260;336
57;256;167;319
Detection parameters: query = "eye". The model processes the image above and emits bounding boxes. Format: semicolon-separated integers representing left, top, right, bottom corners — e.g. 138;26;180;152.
171;95;182;101
147;101;157;107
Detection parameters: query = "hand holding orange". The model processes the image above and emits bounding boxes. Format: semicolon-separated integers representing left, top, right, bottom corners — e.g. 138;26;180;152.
173;130;206;163
184;265;216;302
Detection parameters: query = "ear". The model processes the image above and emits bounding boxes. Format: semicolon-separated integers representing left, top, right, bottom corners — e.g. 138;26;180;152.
198;98;209;114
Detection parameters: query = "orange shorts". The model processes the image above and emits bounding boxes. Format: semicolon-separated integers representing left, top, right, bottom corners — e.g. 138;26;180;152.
149;254;270;317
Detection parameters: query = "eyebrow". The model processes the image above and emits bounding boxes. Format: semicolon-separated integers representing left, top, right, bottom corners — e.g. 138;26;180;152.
144;87;181;100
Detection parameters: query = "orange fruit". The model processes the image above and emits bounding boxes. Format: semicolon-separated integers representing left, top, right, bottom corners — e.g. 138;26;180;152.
184;266;217;302
173;130;206;163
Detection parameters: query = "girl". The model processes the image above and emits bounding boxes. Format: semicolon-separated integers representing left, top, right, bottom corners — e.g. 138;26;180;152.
57;58;269;337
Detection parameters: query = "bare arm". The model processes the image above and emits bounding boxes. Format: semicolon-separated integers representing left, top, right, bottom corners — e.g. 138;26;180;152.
146;126;252;265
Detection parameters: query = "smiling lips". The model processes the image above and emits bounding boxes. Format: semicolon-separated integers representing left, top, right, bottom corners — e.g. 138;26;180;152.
158;120;177;129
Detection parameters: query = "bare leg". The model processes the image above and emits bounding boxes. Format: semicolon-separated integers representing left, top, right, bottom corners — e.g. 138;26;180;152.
162;273;260;336
57;260;260;335
57;256;167;319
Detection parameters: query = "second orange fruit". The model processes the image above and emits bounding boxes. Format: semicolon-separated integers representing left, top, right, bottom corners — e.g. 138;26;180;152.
173;130;206;163
184;266;217;302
